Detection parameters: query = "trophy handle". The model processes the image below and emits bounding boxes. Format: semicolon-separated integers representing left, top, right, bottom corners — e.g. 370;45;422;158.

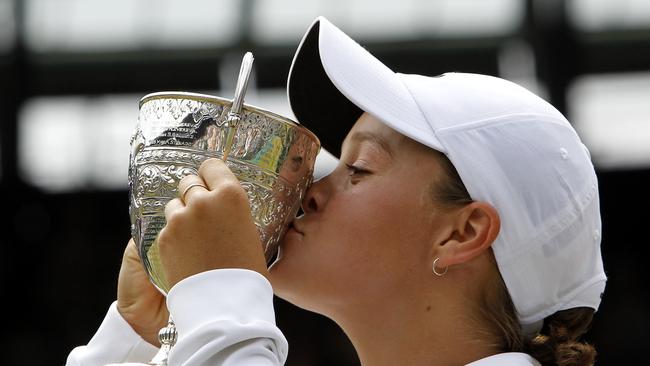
230;52;254;116
223;52;254;161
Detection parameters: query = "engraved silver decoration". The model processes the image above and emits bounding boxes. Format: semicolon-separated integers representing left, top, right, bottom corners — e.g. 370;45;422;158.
127;52;319;365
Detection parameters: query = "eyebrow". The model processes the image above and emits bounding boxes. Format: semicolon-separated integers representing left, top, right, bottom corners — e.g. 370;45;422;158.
346;131;395;158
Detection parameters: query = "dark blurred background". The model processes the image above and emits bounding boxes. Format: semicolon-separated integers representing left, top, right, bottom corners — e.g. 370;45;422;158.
1;0;649;365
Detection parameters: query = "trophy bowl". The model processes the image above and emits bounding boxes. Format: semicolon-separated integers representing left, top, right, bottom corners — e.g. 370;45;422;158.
128;91;320;294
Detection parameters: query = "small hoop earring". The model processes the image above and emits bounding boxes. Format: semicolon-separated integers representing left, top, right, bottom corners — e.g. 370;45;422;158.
432;257;448;277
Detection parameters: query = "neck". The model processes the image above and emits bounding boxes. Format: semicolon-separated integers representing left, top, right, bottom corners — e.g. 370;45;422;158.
328;284;499;366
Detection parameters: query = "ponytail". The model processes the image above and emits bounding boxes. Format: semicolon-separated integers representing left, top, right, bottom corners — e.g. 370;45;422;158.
525;308;597;366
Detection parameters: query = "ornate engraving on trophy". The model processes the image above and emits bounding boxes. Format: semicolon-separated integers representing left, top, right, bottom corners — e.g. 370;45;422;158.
129;93;319;294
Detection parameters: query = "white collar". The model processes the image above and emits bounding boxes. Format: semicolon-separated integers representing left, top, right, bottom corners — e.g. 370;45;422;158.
465;352;541;366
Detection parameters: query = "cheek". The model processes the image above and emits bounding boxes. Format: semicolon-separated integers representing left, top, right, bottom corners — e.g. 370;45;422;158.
270;182;435;306
319;188;427;279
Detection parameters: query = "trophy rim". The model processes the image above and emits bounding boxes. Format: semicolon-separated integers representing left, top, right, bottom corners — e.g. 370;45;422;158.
139;91;321;147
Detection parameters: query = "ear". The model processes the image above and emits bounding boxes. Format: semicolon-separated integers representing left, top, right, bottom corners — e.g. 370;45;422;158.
435;201;500;269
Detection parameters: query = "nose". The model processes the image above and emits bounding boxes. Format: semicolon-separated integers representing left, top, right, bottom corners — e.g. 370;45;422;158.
301;176;328;214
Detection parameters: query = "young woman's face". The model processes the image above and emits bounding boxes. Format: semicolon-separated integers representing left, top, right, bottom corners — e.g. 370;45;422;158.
268;113;453;314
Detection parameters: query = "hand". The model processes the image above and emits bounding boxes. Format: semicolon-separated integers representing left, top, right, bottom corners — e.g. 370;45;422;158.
158;158;268;289
116;239;169;346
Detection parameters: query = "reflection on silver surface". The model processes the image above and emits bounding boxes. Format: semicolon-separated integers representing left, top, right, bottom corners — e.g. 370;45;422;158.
129;92;320;293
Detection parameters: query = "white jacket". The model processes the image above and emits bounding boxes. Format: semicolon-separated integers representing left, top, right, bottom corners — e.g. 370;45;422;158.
65;269;539;366
66;269;287;366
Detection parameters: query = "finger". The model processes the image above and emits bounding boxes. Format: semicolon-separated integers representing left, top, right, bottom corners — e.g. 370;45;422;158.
164;197;185;221
178;174;208;205
198;158;239;191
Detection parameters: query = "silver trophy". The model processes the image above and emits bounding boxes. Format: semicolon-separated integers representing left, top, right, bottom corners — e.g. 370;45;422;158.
128;53;320;365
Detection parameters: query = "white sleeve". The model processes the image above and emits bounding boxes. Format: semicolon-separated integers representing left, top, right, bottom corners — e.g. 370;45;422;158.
166;269;289;366
65;301;159;366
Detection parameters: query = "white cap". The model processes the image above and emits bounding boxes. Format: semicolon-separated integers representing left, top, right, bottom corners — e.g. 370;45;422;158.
287;16;607;334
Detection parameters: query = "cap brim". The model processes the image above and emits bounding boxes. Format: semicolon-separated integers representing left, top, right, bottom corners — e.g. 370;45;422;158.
287;16;443;159
287;18;361;157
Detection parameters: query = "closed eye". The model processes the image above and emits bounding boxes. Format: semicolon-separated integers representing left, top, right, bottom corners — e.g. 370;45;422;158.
346;163;370;176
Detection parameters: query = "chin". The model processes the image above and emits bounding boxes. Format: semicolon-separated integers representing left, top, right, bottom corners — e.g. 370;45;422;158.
267;267;305;307
267;251;292;288
268;254;316;308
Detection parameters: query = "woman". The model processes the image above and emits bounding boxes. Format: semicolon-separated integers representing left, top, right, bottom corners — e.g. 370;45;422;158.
67;17;606;366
